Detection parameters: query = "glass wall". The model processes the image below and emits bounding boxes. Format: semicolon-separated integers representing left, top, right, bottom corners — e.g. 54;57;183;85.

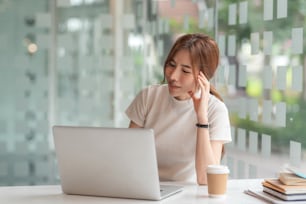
0;0;55;186
0;0;305;185
216;0;306;179
0;0;152;186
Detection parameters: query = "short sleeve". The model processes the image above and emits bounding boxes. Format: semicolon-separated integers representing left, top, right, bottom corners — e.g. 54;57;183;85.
208;101;232;144
125;88;148;127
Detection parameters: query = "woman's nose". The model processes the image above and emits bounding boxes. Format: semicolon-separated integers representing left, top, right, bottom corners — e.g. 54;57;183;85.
169;68;179;81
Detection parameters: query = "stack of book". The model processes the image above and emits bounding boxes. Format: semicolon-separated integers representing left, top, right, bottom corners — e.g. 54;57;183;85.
262;168;306;202
245;167;306;203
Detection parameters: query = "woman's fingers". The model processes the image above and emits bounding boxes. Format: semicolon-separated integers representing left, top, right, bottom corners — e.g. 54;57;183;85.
198;71;209;92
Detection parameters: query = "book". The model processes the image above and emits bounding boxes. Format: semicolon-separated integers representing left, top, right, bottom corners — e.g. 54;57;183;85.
245;188;306;204
286;166;306;179
263;186;306;201
263;179;306;194
279;172;306;186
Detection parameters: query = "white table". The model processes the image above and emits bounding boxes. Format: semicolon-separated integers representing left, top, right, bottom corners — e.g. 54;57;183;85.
0;179;265;203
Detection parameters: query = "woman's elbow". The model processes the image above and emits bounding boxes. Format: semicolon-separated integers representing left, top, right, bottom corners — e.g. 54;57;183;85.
196;175;207;185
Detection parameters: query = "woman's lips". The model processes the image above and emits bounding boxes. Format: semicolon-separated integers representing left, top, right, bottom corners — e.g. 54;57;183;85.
168;84;181;94
169;84;180;90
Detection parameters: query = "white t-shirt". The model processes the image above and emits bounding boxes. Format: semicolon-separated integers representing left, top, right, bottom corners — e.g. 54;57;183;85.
125;84;231;182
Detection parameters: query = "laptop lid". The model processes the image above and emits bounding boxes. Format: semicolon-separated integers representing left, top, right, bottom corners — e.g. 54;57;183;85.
53;126;167;200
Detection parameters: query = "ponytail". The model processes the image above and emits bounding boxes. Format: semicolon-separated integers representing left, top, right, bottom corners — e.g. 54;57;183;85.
209;84;223;102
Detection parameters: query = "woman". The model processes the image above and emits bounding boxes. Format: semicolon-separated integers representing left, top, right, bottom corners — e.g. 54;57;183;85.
125;33;231;185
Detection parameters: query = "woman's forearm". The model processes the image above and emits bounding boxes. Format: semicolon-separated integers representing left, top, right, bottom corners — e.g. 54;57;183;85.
195;128;220;185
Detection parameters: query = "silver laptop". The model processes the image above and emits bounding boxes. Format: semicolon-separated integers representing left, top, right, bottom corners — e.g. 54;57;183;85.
52;126;183;200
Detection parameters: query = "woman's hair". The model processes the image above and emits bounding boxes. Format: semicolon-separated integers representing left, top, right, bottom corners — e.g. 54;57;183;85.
163;33;223;101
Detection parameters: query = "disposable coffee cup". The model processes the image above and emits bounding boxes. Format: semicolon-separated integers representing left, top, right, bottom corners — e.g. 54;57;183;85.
206;165;230;198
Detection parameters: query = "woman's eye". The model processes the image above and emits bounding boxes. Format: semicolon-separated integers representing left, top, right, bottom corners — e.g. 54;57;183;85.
169;62;176;67
182;69;191;74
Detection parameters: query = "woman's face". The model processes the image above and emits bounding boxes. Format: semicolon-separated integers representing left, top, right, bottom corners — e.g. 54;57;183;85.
165;49;198;100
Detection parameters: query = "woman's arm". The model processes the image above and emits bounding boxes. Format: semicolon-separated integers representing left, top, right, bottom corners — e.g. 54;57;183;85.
190;71;224;185
195;129;223;185
128;120;142;128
